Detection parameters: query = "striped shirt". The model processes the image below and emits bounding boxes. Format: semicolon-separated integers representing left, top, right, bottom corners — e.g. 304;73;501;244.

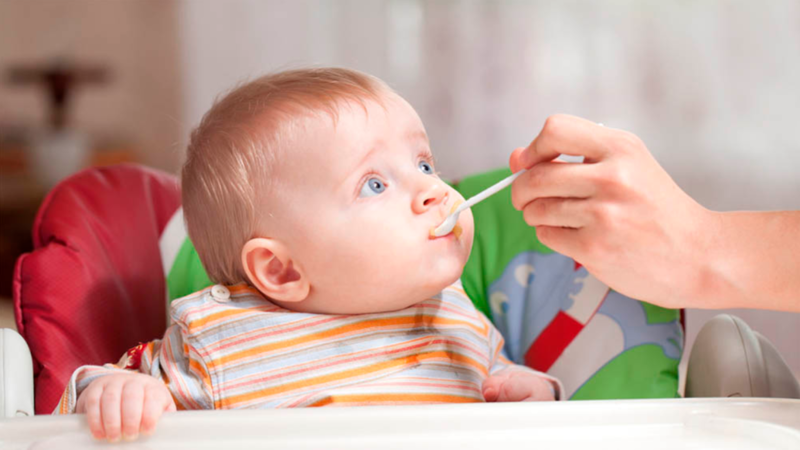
55;281;558;413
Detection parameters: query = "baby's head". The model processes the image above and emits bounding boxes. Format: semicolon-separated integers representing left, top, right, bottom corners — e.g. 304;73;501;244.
182;68;474;314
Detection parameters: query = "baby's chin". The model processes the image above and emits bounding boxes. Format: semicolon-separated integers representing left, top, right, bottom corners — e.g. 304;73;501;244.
419;258;465;296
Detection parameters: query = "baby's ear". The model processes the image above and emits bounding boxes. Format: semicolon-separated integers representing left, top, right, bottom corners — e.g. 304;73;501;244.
241;238;310;303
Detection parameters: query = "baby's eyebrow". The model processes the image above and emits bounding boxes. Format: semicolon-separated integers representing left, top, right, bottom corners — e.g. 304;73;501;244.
348;130;429;176
406;129;429;145
352;144;382;172
338;144;381;190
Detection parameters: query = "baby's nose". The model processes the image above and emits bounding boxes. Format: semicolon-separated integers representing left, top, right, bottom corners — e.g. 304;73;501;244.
413;183;448;214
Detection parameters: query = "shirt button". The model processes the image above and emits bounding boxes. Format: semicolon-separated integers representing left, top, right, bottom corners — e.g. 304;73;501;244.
211;285;231;302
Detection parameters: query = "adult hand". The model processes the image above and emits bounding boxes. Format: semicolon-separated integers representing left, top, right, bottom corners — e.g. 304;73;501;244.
509;114;714;309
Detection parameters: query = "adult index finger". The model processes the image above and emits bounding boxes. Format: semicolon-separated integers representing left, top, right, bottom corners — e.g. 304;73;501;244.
511;115;609;172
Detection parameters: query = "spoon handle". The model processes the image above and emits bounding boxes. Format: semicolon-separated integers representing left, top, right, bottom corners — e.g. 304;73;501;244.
456;169;526;214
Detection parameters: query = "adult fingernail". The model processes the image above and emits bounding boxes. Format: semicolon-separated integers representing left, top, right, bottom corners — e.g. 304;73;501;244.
510;147;526;171
107;436;120;443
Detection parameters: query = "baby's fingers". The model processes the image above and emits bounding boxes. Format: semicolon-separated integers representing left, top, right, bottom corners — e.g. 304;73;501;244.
482;375;508;402
120;382;145;441
100;380;125;442
140;385;176;436
77;384;106;440
494;377;537;403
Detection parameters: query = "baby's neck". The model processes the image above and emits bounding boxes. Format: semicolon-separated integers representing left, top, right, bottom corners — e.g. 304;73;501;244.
263;288;441;316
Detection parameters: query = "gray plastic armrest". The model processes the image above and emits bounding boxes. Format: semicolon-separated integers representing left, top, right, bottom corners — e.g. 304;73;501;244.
685;314;800;398
0;328;34;417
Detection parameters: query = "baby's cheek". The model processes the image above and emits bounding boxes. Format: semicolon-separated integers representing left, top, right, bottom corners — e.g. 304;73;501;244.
349;225;410;264
460;211;476;243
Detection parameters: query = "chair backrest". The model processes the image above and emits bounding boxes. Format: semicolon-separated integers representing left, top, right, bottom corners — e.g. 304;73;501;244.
12;164;180;414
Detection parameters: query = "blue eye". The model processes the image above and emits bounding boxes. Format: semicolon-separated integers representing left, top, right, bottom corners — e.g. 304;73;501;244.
359;177;386;197
419;160;434;174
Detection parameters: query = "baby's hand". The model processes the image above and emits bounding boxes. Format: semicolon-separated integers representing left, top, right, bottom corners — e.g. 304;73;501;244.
482;368;557;402
75;372;176;442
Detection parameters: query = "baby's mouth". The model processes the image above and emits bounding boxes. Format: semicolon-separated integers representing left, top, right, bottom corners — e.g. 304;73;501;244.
428;199;463;240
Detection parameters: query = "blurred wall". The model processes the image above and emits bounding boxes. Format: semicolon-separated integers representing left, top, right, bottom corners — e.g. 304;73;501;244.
0;0;184;171
178;0;800;211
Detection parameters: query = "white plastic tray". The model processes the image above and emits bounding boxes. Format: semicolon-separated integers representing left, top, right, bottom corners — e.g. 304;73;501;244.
2;398;799;449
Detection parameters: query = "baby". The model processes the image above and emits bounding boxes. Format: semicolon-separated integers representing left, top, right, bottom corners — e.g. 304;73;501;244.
55;68;563;442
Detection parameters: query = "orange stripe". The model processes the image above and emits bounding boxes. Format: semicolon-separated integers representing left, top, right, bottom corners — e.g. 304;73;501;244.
172;392;187;411
187;302;284;331
187;308;254;330
188;357;209;381
210;315;486;367
59;389;70;414
220;350;487;407
308;393;480;407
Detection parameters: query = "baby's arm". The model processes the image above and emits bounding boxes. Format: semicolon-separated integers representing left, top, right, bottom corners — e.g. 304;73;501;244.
483;319;564;402
56;324;213;441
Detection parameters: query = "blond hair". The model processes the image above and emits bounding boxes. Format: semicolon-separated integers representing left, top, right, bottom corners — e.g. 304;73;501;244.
182;68;391;285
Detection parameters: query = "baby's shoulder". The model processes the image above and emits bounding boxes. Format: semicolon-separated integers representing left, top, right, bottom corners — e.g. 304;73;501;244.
168;284;277;332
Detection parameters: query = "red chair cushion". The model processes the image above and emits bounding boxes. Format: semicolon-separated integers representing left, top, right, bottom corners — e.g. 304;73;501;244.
12;164;180;414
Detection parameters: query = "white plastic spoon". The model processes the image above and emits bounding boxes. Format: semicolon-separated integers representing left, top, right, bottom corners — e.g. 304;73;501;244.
431;169;527;237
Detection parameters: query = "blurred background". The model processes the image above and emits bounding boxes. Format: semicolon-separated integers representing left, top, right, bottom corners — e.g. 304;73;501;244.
1;0;798;383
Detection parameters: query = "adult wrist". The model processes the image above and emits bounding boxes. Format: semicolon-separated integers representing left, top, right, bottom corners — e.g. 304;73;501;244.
693;210;744;309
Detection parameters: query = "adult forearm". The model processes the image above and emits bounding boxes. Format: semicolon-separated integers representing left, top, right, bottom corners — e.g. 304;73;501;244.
701;210;800;312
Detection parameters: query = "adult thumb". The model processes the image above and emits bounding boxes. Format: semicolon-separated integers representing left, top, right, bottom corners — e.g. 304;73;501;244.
509;147;527;173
